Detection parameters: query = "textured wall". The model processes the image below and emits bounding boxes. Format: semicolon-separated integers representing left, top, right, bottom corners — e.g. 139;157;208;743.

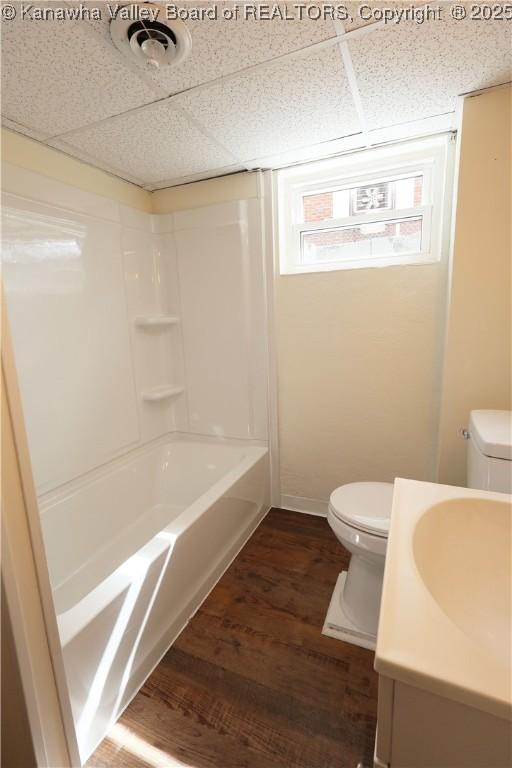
276;261;448;501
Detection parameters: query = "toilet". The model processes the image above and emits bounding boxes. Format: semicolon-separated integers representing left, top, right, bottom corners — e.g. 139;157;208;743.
323;409;512;651
323;482;393;649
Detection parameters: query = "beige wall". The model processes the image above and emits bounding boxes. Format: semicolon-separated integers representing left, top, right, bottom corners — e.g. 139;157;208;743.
276;260;448;501
437;86;512;485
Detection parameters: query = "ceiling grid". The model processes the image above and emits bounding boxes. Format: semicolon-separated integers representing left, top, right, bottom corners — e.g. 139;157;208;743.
1;1;511;189
333;18;371;147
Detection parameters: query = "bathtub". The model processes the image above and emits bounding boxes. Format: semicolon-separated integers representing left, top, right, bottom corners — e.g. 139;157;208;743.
39;435;269;764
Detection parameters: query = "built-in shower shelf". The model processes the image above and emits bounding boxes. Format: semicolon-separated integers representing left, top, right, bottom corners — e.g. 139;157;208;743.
141;385;185;402
135;315;180;328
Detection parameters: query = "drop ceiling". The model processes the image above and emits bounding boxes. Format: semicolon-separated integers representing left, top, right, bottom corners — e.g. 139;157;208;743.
1;1;511;190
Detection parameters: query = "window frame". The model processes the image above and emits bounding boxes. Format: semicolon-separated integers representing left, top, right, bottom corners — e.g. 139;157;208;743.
277;135;454;275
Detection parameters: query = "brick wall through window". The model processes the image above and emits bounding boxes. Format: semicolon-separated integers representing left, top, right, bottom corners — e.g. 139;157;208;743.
303;192;333;222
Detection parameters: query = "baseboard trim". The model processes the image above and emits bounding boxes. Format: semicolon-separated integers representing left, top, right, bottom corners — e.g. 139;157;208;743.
280;494;328;517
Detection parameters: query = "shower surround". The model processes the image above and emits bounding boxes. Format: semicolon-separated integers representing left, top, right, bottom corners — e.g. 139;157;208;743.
2;162;271;763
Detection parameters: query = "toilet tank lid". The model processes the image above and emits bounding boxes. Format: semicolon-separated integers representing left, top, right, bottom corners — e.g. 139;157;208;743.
469;410;512;460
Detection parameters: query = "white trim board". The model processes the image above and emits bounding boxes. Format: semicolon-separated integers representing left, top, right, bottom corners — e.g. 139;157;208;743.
260;170;281;508
280;494;328;517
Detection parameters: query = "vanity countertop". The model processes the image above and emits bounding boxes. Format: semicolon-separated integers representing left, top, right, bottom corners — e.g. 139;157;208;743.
375;478;512;721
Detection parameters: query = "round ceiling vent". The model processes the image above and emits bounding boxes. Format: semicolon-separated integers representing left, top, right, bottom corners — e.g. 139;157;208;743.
110;3;191;70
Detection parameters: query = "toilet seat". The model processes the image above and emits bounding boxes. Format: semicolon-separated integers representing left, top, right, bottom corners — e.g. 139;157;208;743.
329;482;393;538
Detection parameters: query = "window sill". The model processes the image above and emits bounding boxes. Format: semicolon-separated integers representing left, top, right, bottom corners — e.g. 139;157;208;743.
280;252;441;275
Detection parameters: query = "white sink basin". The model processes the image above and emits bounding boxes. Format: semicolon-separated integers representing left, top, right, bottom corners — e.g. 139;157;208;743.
376;479;512;721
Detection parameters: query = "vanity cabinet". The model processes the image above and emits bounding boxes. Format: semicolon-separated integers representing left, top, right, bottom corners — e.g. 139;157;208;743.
375;675;512;768
374;479;511;768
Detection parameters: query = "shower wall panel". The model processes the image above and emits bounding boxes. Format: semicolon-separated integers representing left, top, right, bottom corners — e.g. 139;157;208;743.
172;199;268;441
2;186;140;494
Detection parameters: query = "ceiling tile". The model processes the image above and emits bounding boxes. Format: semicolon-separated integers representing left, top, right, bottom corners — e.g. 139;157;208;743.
349;16;512;129
82;1;338;94
175;44;360;162
0;2;162;137
50;102;236;184
46;139;146;185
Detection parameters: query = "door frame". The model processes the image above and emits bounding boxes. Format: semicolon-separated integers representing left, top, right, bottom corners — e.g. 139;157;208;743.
2;294;78;767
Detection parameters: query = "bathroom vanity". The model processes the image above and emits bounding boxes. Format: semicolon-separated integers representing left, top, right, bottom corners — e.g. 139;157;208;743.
374;479;512;768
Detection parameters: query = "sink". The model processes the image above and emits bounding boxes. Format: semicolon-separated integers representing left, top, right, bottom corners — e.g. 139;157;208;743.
375;479;512;721
413;498;511;665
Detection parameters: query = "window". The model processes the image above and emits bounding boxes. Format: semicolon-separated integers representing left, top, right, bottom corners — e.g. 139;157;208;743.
277;135;454;274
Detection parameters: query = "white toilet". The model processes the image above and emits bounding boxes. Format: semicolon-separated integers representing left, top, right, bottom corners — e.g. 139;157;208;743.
323;482;393;649
323;409;512;651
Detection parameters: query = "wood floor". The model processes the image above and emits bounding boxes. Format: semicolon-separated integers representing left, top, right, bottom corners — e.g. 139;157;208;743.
88;508;378;768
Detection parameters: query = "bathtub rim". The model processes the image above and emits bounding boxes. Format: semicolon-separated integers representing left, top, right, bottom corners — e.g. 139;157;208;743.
38;431;269;511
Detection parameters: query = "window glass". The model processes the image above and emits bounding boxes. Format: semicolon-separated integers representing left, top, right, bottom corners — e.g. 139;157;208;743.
301;216;423;264
302;175;423;224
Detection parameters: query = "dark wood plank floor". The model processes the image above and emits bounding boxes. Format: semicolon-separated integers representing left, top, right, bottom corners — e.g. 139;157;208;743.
88;508;377;768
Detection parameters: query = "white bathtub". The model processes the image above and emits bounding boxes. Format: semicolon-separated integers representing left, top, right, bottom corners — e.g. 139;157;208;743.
39;436;269;764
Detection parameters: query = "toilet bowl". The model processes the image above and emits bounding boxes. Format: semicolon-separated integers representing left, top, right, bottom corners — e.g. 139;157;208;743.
323;482;393;650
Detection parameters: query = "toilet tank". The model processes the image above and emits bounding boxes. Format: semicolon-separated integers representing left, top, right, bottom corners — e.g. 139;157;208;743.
467;410;512;493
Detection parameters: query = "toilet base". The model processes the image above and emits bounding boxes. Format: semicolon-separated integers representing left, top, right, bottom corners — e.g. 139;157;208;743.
322;572;377;651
